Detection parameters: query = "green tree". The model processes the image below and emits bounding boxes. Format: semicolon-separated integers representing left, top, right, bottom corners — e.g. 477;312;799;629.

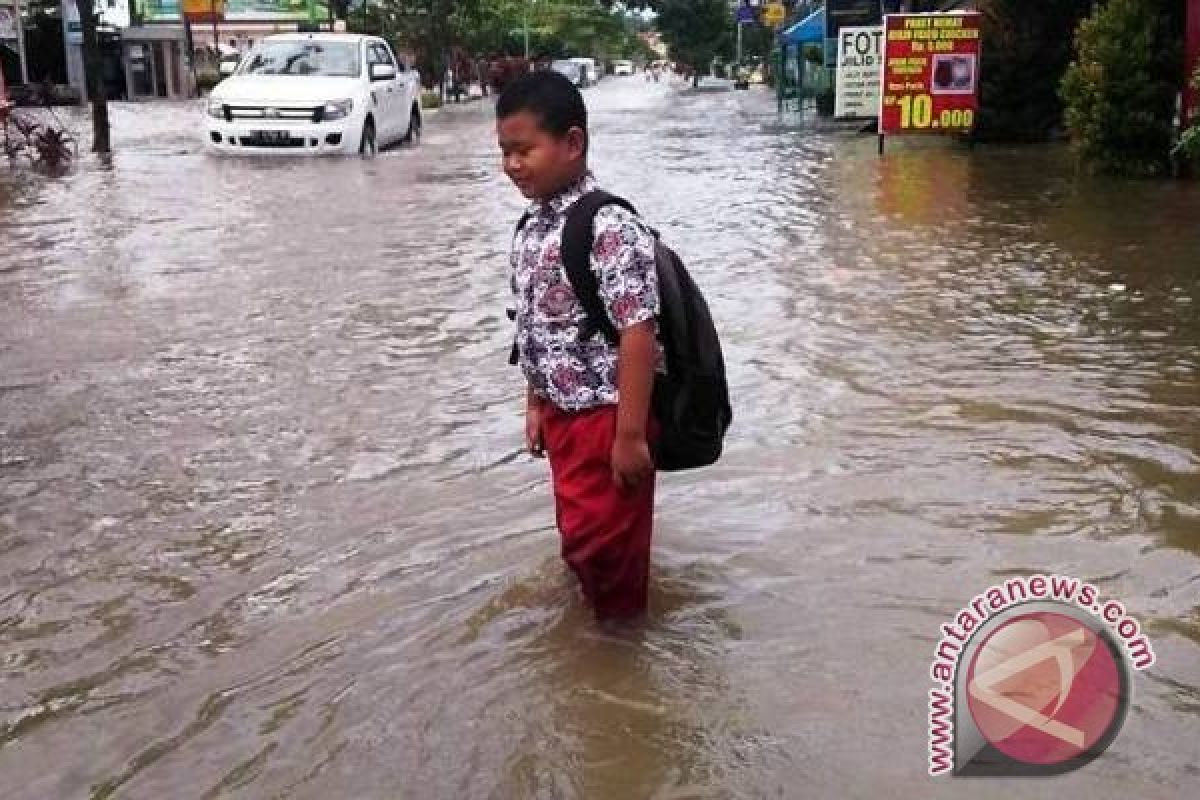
360;0;477;89
373;0;630;85
974;0;1095;142
1061;0;1182;177
738;19;774;64
655;0;732;86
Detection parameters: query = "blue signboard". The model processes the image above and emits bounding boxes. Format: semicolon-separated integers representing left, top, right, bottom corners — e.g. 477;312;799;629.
735;0;757;25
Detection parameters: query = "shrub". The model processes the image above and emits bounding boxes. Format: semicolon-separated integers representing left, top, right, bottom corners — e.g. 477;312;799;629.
195;69;223;93
1060;0;1182;177
420;90;442;110
975;0;1095;142
2;109;76;170
1172;66;1200;168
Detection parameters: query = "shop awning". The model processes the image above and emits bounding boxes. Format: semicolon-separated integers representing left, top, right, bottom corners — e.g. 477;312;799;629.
780;8;825;45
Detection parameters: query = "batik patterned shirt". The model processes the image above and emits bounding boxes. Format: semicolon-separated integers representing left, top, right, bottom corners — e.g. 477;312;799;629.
509;173;662;412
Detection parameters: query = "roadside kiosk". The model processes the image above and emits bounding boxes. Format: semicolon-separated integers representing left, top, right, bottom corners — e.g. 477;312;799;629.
776;7;832;114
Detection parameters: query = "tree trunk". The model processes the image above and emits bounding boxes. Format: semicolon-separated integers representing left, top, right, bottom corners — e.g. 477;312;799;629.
76;0;111;154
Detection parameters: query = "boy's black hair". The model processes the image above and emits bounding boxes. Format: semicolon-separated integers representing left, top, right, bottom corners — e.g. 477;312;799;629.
496;70;588;152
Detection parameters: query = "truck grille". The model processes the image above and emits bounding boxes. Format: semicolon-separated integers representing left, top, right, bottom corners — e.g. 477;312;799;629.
223;105;321;122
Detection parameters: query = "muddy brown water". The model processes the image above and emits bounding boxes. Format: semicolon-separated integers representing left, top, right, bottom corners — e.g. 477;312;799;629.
1;81;1198;799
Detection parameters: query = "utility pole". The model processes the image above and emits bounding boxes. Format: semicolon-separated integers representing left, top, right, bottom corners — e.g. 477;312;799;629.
13;0;29;83
75;0;112;152
523;1;530;60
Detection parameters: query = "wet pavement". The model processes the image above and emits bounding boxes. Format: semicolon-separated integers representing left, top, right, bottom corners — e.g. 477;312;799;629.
1;79;1199;799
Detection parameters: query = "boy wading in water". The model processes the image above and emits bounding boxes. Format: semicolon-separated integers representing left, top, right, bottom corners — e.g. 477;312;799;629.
497;71;663;620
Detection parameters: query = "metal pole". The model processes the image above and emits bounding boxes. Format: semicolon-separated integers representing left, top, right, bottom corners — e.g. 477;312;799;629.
777;45;783;111
736;22;743;66
183;15;197;92
13;0;29;83
523;1;529;60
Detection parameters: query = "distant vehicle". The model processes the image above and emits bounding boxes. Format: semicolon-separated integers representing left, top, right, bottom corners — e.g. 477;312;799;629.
205;33;421;157
734;66;750;91
569;57;600;86
551;60;587;88
612;60;634;76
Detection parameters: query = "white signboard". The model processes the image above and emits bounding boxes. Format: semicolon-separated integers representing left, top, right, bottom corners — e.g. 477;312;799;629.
835;24;884;119
0;3;18;41
60;0;131;40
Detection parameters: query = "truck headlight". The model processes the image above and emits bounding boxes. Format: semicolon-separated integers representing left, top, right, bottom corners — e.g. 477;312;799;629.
206;98;225;118
323;99;353;121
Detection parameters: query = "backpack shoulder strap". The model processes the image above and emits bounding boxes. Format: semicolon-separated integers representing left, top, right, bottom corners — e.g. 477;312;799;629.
560;190;639;345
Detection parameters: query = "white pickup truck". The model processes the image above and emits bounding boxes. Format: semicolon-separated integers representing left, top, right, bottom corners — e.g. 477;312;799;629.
205;33;421;157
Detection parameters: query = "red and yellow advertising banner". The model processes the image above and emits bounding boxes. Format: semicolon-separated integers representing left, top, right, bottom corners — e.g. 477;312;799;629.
880;12;982;136
181;0;225;23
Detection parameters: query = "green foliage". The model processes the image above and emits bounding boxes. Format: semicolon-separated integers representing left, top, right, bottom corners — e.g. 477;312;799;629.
420;89;444;109
3;109;76;169
737;20;775;67
1177;125;1200;165
1173;65;1200;166
195;69;223;93
655;0;732;79
975;0;1095;142
1061;0;1182;177
368;0;651;85
349;1;479;87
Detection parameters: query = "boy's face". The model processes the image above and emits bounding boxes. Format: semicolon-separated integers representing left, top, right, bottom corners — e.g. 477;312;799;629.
497;111;586;201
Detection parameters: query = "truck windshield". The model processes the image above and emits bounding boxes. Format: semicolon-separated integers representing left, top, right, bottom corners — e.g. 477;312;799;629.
239;42;361;78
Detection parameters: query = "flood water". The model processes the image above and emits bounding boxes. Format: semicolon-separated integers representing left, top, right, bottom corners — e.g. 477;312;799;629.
2;80;1198;799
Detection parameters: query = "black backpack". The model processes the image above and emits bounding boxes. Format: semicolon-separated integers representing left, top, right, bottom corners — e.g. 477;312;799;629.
512;190;732;471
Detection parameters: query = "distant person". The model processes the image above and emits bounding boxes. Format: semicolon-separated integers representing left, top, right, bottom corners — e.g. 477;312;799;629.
477;57;489;97
488;58;502;94
496;72;663;620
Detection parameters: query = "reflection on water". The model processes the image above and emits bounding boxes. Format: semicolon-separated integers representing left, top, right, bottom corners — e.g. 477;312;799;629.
1;86;1198;799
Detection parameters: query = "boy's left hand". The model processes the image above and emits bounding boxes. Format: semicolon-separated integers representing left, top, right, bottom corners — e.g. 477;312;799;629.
611;432;653;492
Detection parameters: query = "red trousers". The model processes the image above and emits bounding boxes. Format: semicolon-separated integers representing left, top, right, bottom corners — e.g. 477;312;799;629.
541;403;656;619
